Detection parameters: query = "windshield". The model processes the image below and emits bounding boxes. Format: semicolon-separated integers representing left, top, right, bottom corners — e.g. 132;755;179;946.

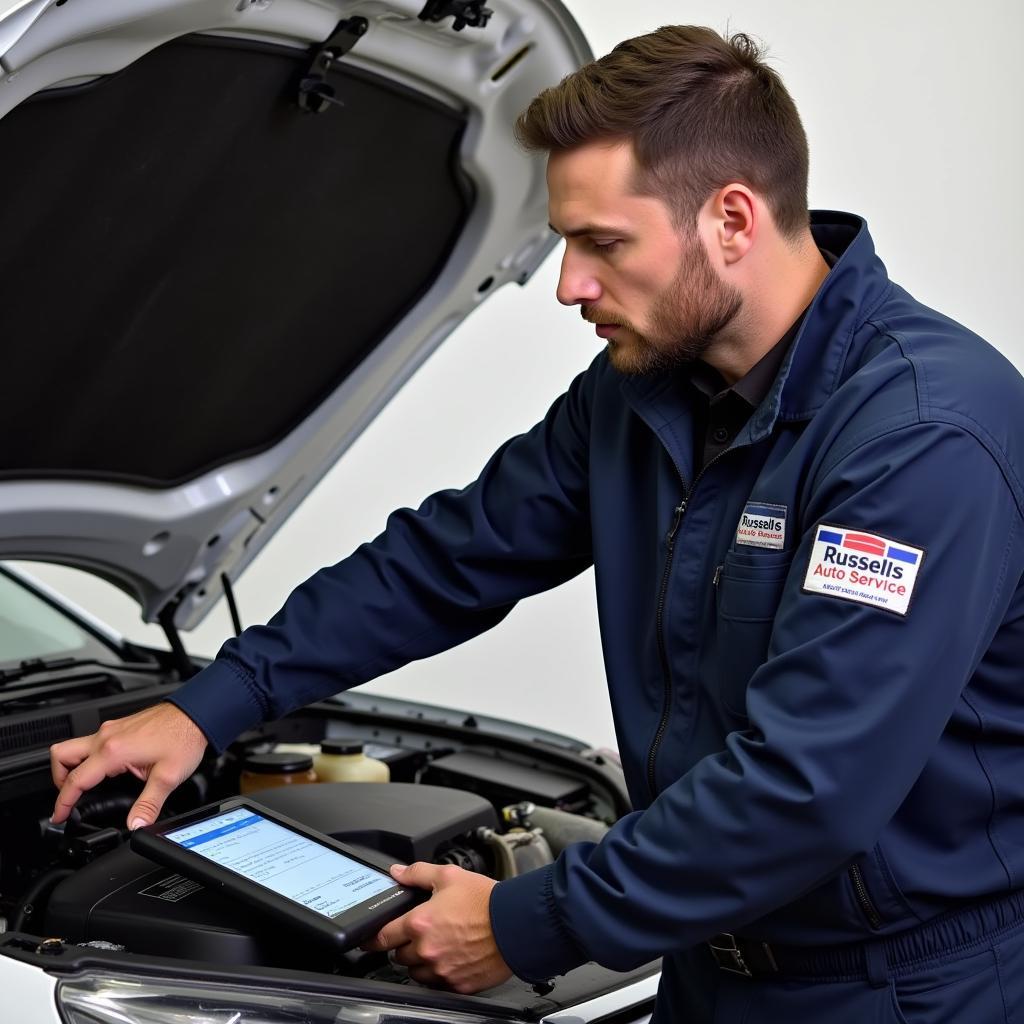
0;569;114;668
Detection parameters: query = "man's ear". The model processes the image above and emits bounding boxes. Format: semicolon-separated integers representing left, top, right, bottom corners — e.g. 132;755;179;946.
706;184;757;266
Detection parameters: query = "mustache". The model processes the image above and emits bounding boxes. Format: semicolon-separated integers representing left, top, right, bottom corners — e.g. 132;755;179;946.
581;307;627;326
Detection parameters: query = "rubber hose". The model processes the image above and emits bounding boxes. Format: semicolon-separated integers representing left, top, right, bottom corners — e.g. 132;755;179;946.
10;868;74;933
519;805;609;855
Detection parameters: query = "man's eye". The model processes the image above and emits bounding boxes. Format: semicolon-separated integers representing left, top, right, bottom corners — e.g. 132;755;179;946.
592;239;620;253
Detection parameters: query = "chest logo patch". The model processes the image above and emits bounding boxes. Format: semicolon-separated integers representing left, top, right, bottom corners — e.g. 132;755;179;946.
802;524;925;616
736;502;787;550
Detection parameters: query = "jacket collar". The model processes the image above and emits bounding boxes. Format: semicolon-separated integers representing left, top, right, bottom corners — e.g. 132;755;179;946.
765;210;892;429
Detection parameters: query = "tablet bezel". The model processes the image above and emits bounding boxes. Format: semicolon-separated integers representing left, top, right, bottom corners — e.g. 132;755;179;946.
130;795;426;952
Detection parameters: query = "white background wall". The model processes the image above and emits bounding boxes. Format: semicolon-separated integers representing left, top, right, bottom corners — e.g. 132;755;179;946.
24;0;1024;752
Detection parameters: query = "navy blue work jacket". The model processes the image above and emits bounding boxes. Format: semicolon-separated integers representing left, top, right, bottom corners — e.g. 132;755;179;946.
170;211;1024;992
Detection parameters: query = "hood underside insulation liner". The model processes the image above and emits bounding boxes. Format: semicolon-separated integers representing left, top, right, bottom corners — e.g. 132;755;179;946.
0;34;471;486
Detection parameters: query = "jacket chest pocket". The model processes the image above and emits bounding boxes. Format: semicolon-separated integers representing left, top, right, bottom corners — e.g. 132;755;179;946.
715;550;792;718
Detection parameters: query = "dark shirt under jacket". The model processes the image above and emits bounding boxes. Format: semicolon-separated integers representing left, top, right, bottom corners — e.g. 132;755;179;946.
687;317;802;474
687;249;838;474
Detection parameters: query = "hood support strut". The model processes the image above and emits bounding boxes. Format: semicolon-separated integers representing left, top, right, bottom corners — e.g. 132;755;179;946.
158;598;197;681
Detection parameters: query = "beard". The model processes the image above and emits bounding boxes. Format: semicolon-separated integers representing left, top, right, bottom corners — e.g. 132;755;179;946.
583;234;742;376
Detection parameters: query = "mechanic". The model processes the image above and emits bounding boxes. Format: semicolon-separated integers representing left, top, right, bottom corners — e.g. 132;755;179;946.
49;25;1024;1024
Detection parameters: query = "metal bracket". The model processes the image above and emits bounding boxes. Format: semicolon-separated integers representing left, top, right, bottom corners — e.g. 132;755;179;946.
418;0;493;32
297;16;368;114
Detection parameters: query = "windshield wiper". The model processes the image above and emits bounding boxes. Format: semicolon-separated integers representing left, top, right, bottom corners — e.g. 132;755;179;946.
0;656;162;686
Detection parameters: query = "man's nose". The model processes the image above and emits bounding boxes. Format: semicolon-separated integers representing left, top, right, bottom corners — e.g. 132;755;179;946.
555;249;601;307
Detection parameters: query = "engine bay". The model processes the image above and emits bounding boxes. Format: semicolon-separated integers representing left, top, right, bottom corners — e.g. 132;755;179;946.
0;679;632;998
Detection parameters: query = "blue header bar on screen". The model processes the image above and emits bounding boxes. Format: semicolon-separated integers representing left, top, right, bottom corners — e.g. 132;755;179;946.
172;813;263;848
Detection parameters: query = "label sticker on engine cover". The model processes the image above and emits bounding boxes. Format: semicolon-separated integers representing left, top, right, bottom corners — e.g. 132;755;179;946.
736;502;787;550
138;872;204;902
802;524;925;616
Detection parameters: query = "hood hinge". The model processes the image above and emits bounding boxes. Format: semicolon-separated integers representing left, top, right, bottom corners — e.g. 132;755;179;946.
297;16;369;114
418;0;493;32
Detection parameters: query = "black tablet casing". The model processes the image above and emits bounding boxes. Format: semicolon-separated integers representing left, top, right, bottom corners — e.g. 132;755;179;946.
130;796;427;953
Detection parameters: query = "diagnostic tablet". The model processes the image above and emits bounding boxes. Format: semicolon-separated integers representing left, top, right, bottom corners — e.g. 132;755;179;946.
130;796;426;952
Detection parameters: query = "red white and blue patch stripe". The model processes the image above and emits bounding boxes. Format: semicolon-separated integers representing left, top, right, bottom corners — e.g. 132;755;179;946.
803;524;925;616
815;527;920;565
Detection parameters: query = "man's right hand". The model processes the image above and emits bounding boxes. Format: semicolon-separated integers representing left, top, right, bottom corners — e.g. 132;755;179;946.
50;702;208;829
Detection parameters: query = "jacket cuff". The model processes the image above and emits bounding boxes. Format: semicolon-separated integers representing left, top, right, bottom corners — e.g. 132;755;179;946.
165;658;266;753
489;864;589;983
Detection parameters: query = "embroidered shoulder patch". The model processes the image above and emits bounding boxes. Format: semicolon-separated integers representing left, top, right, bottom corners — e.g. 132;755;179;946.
802;524;925;616
736;502;787;550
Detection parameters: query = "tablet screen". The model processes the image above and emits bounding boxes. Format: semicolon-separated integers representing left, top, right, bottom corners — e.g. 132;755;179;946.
164;807;396;919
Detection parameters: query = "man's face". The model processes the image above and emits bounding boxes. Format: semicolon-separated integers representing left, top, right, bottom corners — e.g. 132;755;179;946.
547;140;741;375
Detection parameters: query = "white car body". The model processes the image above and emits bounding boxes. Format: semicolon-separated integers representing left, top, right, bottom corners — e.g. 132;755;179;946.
0;2;660;1020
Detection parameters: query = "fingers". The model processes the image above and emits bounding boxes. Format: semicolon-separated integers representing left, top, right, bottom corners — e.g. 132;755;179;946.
51;754;113;824
389;943;420;968
361;874;509;994
361;913;413;952
128;765;182;830
407;964;442;987
48;703;208;827
391;861;446;891
361;865;435;952
50;736;94;791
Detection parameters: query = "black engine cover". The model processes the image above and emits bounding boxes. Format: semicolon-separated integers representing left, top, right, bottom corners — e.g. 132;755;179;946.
45;783;495;966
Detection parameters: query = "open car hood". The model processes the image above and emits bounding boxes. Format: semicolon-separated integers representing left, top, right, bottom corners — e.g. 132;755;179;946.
0;0;590;630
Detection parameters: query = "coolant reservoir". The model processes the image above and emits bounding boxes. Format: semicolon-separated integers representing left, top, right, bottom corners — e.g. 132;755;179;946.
314;740;390;783
239;752;318;794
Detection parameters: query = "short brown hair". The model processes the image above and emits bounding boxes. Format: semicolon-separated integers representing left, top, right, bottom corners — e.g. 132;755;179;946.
515;25;809;238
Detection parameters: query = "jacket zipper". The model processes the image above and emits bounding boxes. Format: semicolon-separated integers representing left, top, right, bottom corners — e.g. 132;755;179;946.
848;863;883;930
646;449;731;800
647;497;687;798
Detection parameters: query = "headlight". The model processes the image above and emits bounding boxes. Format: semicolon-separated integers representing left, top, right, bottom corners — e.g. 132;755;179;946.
57;972;519;1024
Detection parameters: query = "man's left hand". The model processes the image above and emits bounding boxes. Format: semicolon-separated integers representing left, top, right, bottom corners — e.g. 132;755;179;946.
361;862;513;993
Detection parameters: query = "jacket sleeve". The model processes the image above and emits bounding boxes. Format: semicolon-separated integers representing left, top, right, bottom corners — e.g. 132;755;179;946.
166;362;598;752
490;419;1024;980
